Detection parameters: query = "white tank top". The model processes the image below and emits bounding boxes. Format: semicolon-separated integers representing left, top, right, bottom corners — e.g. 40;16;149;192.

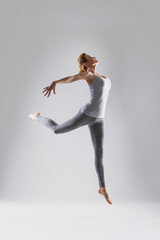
80;74;111;118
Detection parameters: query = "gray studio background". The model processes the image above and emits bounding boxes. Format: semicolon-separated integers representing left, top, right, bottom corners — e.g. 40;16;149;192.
0;0;159;203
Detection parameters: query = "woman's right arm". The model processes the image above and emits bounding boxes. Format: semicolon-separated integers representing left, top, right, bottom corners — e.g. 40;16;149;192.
55;72;87;84
43;72;87;97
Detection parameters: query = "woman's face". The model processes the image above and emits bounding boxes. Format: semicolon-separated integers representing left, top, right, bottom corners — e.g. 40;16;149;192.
85;54;99;65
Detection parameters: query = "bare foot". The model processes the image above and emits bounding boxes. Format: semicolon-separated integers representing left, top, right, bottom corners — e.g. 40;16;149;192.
98;187;112;205
29;112;40;120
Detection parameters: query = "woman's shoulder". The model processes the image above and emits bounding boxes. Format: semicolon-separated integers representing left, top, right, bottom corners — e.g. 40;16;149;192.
100;75;107;79
94;73;107;79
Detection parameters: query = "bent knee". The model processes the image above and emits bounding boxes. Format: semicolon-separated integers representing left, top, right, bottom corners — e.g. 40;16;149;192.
54;126;64;134
54;126;59;134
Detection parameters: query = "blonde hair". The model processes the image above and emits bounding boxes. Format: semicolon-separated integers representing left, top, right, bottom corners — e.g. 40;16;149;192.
77;53;107;78
77;53;88;73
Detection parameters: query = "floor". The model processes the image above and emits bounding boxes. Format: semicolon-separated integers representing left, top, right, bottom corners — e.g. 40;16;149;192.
0;200;159;240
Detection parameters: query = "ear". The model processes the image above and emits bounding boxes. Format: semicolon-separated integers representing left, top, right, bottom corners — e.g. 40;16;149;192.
82;63;86;70
84;62;89;68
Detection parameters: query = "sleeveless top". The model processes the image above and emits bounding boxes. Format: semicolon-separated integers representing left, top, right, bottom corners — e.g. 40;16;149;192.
80;74;111;118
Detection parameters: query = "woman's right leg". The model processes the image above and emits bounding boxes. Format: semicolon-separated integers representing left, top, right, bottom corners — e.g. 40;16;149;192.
36;109;97;134
88;119;106;188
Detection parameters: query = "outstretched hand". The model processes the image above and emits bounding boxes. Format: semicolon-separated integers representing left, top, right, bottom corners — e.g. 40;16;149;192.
42;81;56;97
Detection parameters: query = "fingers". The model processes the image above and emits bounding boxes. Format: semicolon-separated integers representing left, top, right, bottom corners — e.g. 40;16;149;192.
43;87;48;90
47;91;51;97
42;87;49;93
43;89;51;97
44;91;48;96
53;89;56;94
42;86;56;97
42;89;47;93
42;86;49;96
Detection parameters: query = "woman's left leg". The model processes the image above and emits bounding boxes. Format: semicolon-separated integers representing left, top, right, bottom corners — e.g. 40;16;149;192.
36;109;97;134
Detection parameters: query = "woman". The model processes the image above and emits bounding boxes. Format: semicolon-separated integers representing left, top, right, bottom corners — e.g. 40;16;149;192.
29;53;112;205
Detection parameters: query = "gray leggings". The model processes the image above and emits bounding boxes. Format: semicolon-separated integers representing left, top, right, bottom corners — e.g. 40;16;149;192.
36;109;105;187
